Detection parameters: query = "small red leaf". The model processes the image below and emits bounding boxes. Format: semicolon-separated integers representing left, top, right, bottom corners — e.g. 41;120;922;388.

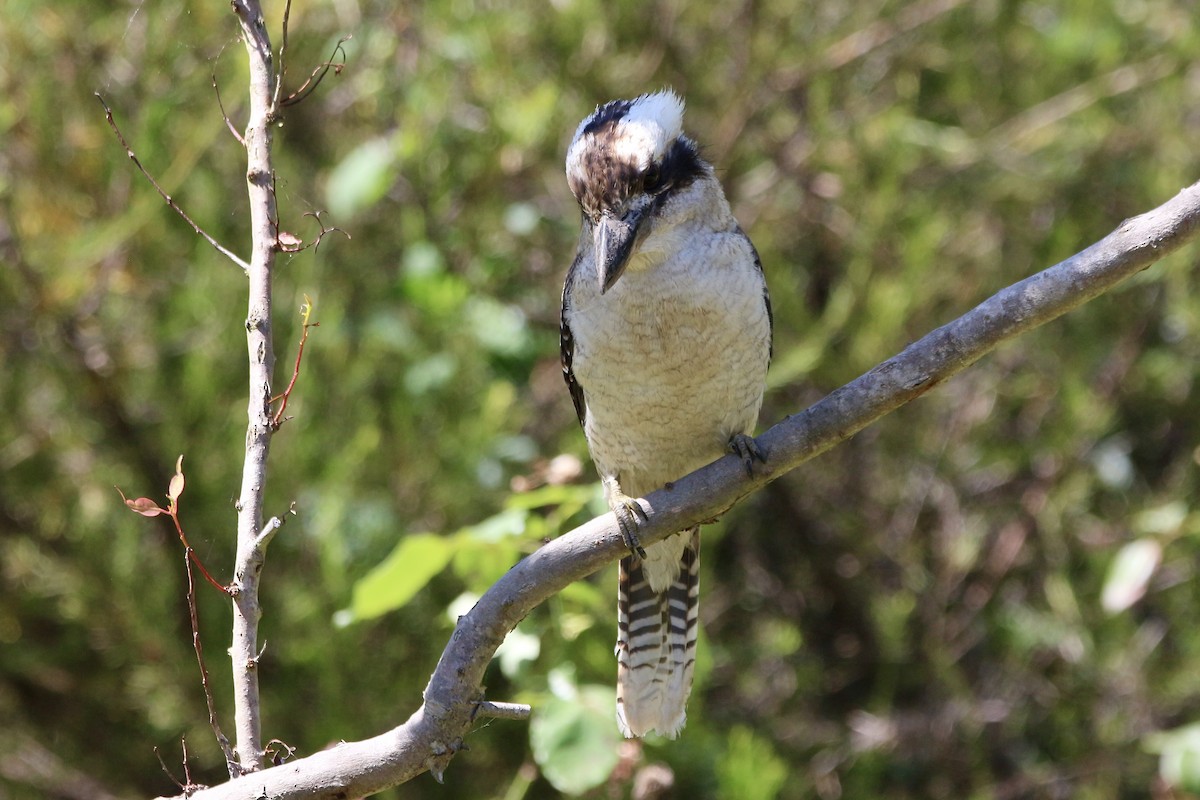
168;455;185;502
118;489;167;517
117;486;166;517
277;231;303;252
130;501;167;517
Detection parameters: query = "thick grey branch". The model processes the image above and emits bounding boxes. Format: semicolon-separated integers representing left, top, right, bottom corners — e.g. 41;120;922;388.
228;0;281;777
168;181;1200;799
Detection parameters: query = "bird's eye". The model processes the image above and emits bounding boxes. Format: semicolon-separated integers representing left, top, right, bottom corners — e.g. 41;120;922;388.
643;164;661;191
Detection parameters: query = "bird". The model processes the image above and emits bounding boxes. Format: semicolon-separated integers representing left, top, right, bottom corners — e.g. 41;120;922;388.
559;90;773;738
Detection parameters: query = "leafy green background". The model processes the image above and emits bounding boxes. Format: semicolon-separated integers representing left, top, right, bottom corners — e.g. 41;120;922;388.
3;1;1200;798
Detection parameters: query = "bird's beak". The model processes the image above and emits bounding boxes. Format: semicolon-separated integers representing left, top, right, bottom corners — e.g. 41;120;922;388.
595;204;649;294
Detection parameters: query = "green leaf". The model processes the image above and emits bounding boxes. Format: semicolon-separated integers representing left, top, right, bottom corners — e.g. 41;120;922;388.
495;625;541;678
504;483;596;512
449;535;523;589
341;533;454;623
403;353;458;396
463;508;528;542
716;726;789;800
503;202;541;236
530;686;621;795
494;81;560;147
325;137;397;219
1133;501;1188;536
464;296;530;357
1101;538;1161;613
1148;723;1200;792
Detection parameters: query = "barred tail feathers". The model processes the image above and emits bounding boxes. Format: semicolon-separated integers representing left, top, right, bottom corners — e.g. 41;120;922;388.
615;528;700;739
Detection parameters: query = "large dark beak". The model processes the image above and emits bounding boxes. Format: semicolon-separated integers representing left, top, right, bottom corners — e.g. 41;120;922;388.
594;204;649;294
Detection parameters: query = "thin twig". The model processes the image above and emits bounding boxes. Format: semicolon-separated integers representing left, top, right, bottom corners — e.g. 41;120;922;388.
94;94;251;273
270;297;318;429
117;458;229;595
280;37;350;108
153;746;185;793
171;511;229;595
278;210;351;254
979;55;1175;165
272;0;293;111
184;548;240;777
211;41;246;146
255;509;289;549
769;0;970;92
821;0;969;71
304;210;352;252
263;739;297;767
474;701;533;721
180;738;193;793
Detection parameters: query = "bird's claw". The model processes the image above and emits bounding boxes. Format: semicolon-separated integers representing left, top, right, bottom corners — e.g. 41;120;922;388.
604;476;648;559
729;433;768;477
615;497;649;559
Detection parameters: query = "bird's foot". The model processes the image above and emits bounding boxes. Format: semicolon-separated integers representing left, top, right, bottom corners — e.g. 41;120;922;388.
729;433;768;477
603;475;648;559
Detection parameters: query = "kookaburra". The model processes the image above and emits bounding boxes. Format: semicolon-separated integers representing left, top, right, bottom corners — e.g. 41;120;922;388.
559;90;772;738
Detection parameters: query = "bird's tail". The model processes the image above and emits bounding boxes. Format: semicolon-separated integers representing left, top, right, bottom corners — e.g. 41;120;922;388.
615;528;700;739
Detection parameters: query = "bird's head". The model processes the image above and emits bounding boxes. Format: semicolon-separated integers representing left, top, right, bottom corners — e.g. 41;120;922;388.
565;90;708;293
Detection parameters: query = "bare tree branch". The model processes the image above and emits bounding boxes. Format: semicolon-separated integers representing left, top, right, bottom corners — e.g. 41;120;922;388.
227;0;281;776
160;180;1200;799
272;0;293;111
95;93;251;274
183;545;237;774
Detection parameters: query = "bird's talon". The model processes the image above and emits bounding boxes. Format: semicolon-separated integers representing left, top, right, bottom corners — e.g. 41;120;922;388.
615;499;648;559
605;477;649;559
729;433;767;477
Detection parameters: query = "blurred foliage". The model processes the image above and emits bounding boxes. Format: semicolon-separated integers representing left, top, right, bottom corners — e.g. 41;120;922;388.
2;0;1200;798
